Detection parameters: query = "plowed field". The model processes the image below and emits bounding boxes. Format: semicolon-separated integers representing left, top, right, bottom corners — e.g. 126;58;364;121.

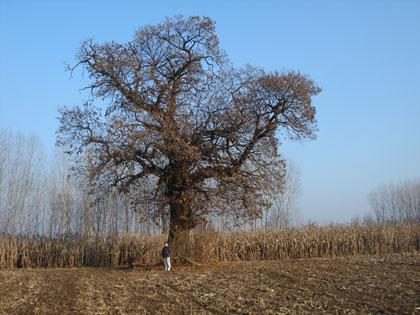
0;253;419;314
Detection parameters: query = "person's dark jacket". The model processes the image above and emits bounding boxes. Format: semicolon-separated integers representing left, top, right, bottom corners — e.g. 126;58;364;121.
162;246;171;258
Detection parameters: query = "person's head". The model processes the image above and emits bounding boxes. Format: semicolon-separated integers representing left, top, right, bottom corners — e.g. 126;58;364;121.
164;242;169;247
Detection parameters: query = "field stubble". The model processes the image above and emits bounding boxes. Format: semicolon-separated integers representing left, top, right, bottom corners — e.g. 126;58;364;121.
0;253;419;314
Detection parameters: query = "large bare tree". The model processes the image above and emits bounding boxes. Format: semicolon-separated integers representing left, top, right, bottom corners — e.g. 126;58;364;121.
57;16;320;245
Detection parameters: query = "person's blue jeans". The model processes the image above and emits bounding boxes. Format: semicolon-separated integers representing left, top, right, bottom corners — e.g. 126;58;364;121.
163;257;171;271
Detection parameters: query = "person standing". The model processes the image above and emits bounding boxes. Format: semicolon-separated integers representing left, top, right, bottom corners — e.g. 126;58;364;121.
161;242;171;271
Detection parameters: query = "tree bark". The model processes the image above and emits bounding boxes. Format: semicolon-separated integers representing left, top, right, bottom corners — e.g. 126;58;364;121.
166;162;195;256
168;195;194;241
167;190;195;258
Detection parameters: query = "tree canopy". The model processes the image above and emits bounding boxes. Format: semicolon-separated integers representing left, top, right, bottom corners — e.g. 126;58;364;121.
57;16;320;243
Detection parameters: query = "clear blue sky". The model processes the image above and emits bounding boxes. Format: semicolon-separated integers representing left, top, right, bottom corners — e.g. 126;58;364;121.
1;0;419;223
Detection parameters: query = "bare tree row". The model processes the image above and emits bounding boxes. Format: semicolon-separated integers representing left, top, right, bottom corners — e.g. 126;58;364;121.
0;130;158;236
369;180;420;224
0;130;300;237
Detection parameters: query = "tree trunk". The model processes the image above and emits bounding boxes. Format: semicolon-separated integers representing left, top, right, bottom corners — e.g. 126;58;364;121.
166;162;195;257
168;192;194;256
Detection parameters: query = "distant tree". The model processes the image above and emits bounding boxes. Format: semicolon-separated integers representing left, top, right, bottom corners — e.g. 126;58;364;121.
57;16;320;247
369;181;420;224
0;131;45;235
268;160;302;230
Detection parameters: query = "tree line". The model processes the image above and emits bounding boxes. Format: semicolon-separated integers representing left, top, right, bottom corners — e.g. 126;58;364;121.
1;128;417;237
0;130;301;237
369;180;420;224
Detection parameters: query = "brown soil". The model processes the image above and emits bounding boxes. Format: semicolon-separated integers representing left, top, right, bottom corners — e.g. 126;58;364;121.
0;253;419;314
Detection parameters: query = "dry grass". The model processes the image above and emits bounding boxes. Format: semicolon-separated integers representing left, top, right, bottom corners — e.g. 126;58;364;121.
0;223;419;268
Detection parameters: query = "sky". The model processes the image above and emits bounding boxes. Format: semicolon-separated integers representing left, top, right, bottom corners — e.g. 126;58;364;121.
1;0;419;223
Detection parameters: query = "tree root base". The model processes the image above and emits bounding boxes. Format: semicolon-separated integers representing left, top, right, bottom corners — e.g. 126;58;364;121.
173;256;202;266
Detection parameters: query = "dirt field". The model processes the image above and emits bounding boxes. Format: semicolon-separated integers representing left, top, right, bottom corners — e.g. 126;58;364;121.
0;253;419;315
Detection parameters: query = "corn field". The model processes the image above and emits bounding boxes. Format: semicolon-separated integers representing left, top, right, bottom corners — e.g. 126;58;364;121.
0;223;418;268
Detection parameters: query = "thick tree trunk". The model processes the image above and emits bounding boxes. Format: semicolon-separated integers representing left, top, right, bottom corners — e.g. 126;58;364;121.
165;162;195;257
167;191;195;257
